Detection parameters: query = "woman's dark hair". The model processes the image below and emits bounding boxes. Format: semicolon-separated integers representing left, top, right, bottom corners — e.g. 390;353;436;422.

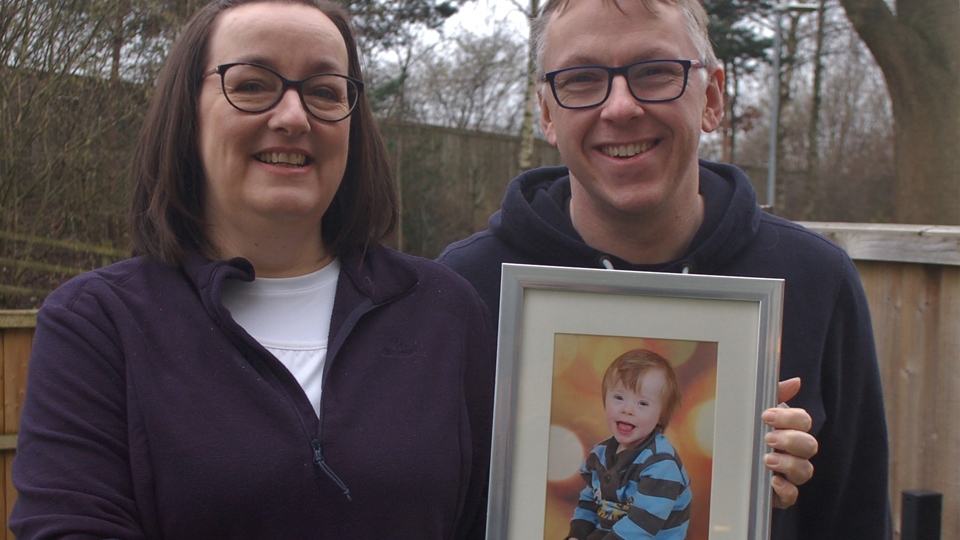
131;0;397;264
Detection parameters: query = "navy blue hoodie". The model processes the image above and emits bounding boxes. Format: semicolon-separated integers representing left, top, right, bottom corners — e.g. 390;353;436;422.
439;161;891;540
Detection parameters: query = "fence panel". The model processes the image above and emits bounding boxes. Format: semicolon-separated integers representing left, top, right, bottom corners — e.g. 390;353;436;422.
807;223;960;540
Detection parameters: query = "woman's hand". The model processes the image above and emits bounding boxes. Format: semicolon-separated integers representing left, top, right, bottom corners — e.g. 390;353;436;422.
762;377;818;509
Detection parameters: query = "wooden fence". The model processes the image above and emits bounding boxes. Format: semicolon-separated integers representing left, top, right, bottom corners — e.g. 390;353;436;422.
0;310;32;540
0;223;958;538
802;223;960;540
0;230;128;309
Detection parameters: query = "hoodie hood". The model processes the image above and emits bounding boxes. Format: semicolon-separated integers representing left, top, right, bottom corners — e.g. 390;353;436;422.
488;160;762;274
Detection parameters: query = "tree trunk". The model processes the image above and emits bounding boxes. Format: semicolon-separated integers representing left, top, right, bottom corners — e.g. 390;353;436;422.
802;0;827;220
774;13;802;211
838;0;960;225
517;0;540;171
721;60;732;163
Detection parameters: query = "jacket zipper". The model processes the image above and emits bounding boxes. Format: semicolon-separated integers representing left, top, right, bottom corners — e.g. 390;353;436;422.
209;260;373;503
312;439;352;501
310;297;377;502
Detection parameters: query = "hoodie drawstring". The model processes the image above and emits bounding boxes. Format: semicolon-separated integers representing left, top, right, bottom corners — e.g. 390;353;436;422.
600;255;693;274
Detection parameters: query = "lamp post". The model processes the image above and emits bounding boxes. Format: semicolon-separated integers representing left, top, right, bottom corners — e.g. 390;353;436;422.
766;2;818;211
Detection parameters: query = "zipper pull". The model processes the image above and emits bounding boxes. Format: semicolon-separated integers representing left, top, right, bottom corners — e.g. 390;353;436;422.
311;439;323;464
311;439;353;501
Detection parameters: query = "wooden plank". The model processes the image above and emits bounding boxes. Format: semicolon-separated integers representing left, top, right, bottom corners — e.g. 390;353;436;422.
0;230;125;257
932;267;960;540
0;284;49;298
801;223;960;266
892;265;915;538
0;329;5;536
0;328;30;538
0;312;36;330
855;261;904;532
896;267;932;489
0;256;87;277
913;267;941;477
0;437;16;452
4;452;13;540
3;329;31;436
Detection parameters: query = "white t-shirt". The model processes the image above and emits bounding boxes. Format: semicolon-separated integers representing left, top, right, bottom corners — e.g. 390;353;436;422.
221;259;340;417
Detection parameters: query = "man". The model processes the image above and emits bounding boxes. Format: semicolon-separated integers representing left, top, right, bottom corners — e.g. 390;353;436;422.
438;0;891;538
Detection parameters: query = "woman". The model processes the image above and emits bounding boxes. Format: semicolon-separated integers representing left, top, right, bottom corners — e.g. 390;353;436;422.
9;1;494;538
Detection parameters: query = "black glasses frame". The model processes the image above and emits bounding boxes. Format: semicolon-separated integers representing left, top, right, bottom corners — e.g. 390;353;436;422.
544;59;704;110
203;62;365;122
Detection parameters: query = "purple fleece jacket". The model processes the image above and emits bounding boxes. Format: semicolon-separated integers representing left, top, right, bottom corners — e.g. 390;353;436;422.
11;243;495;539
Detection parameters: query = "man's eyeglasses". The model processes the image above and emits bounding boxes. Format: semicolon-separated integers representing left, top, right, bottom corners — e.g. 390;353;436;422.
203;62;364;122
544;59;704;110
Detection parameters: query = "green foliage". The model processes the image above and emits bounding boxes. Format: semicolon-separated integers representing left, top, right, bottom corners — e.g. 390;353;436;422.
368;71;409;111
704;0;772;69
338;0;472;51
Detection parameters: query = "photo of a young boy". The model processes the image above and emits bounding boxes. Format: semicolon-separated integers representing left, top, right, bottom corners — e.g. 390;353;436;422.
566;348;690;540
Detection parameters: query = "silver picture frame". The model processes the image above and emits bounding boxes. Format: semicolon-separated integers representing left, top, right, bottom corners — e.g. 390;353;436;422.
486;263;784;540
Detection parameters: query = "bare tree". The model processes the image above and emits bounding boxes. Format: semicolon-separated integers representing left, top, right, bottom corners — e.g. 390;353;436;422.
408;26;526;134
365;26;429;252
800;0;828;220
0;0;166;307
516;0;540;170
710;2;895;224
369;21;527;251
705;0;770;163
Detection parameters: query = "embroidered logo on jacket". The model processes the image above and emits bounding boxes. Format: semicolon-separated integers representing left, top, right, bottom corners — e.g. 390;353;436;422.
381;337;417;357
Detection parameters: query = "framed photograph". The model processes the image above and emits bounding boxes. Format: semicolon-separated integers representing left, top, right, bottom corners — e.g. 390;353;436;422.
486;264;784;540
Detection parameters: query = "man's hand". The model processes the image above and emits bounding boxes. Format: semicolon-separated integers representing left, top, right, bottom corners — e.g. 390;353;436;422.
762;377;818;509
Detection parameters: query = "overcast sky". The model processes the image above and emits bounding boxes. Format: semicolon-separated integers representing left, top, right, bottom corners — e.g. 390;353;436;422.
443;0;529;37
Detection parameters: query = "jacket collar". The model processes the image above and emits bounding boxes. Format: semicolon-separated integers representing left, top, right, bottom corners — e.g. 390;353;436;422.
337;243;419;307
179;243;419;324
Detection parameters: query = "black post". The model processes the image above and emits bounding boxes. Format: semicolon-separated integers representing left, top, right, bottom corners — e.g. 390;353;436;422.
901;489;942;540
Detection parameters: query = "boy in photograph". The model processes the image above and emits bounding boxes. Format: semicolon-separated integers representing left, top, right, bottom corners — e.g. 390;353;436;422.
568;348;689;540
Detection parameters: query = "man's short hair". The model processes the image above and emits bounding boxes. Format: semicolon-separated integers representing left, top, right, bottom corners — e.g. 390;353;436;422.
531;0;719;81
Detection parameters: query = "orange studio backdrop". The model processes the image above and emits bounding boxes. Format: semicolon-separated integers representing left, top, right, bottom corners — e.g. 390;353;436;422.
544;333;718;540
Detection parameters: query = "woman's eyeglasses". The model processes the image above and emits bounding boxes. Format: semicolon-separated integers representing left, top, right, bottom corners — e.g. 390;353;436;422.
204;62;364;122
